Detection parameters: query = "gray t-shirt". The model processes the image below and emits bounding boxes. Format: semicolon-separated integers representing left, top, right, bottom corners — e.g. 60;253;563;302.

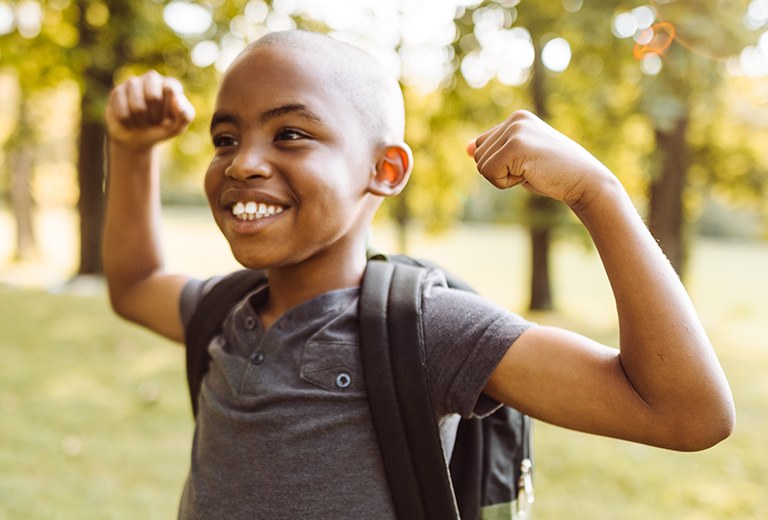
177;270;531;519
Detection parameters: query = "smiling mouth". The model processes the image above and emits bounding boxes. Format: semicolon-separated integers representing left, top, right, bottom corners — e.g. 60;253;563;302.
231;201;286;221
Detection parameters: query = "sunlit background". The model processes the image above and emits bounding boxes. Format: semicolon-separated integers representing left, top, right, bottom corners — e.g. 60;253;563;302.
1;1;768;519
2;0;768;274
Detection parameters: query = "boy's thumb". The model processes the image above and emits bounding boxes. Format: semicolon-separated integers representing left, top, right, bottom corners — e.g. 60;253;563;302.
466;139;478;157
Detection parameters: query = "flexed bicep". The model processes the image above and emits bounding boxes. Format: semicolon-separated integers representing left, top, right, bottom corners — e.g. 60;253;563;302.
484;326;665;446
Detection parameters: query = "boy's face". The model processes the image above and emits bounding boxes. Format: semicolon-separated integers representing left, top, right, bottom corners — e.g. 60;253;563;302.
205;44;379;270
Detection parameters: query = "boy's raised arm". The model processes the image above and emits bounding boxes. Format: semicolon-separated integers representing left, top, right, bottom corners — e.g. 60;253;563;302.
477;111;735;451
102;71;195;343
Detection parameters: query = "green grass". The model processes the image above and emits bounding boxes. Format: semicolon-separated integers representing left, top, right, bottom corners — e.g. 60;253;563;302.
1;218;766;519
0;287;192;519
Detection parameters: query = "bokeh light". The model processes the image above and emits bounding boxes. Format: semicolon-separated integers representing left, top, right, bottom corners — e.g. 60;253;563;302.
190;40;219;68
163;1;212;37
612;12;638;39
631;5;656;30
542;37;571;72
0;1;14;35
245;0;270;24
155;0;768;84
633;22;675;60
16;0;42;39
641;53;663;75
745;0;768;30
613;5;661;54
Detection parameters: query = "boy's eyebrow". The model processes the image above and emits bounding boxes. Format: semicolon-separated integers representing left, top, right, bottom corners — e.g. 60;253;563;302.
260;104;324;124
210;104;324;132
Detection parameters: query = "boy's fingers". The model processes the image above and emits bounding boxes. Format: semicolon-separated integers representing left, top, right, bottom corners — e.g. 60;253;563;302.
466;139;477;157
108;86;130;125
143;71;166;124
473;124;501;152
162;79;195;130
482;149;526;189
125;77;150;127
470;124;506;174
163;78;195;124
473;125;506;174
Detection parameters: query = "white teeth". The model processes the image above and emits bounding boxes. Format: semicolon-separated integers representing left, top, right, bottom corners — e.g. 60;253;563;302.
231;201;285;221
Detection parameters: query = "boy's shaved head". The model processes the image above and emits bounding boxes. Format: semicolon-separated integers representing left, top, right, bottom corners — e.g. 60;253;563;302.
241;30;405;145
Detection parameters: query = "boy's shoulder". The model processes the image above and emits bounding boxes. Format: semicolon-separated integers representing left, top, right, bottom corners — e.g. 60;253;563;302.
179;270;266;328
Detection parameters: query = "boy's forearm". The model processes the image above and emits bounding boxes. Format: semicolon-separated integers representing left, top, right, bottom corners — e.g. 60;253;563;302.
102;141;165;310
100;72;194;341
572;177;734;443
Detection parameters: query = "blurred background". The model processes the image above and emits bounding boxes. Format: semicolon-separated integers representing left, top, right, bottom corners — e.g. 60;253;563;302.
1;0;767;518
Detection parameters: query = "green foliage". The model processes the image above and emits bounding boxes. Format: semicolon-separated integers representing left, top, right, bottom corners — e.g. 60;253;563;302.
1;0;768;231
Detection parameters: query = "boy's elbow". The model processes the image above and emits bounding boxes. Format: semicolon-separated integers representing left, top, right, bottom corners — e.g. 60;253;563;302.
675;420;734;452
103;269;153;323
107;286;135;321
701;400;737;450
105;277;147;324
665;400;736;452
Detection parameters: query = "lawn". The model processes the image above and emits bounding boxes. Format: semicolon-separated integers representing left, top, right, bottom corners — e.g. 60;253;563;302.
1;208;766;519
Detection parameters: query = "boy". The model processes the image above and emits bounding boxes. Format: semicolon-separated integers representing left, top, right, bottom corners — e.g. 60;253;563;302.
103;30;734;518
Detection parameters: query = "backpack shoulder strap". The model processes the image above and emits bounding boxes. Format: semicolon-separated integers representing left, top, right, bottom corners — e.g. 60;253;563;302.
377;252;476;293
184;269;267;418
359;259;459;520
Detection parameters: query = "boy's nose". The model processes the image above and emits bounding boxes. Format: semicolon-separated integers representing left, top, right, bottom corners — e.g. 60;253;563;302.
224;148;274;180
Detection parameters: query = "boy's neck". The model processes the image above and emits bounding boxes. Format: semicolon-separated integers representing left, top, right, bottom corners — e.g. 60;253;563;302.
257;248;368;331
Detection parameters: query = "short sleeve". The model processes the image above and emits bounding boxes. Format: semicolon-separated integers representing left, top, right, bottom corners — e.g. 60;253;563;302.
421;273;533;418
178;276;223;330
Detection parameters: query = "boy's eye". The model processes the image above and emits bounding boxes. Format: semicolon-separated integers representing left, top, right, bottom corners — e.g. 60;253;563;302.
213;134;237;148
275;128;307;141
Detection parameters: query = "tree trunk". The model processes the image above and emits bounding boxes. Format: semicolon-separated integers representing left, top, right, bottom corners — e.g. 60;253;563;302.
526;35;557;311
648;116;688;276
75;0;115;276
76;105;106;275
528;196;556;310
8;98;37;262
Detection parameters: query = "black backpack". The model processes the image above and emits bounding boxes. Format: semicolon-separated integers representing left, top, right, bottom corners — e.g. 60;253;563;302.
184;255;533;520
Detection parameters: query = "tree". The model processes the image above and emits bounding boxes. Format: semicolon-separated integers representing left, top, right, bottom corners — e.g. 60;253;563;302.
605;1;759;274
0;0;181;274
451;0;762;297
520;5;564;310
448;0;628;310
72;0;188;275
5;83;37;262
0;0;74;262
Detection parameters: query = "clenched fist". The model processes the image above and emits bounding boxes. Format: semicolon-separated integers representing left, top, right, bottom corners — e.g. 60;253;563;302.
468;110;614;210
106;70;195;150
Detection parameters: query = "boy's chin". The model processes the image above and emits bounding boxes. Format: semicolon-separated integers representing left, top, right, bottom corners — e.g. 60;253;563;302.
227;246;270;271
230;248;295;272
232;254;273;272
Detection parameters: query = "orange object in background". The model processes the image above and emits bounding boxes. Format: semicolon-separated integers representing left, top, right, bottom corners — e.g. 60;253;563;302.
633;22;676;59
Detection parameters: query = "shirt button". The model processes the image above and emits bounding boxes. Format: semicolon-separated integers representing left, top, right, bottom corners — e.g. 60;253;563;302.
336;372;352;389
250;352;265;365
244;316;257;330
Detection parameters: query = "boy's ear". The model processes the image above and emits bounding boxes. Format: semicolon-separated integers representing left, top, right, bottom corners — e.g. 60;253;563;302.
368;144;412;197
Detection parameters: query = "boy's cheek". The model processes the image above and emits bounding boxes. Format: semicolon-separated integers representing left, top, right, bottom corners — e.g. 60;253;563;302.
203;167;222;203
